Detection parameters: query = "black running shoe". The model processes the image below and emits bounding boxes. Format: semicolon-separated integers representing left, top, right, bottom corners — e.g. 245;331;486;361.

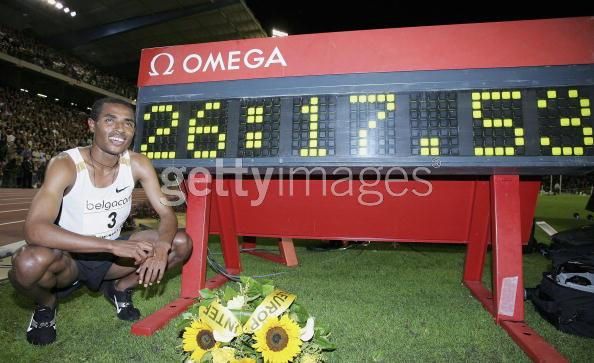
26;305;57;345
102;281;141;321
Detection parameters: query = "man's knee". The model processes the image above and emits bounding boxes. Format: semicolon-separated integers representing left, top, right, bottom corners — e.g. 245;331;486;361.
10;246;64;287
171;231;192;261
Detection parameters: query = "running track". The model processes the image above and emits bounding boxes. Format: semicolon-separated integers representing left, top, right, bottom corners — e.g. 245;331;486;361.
0;188;148;248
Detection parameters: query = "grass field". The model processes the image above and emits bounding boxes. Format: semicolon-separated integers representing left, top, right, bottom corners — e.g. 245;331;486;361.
0;194;592;362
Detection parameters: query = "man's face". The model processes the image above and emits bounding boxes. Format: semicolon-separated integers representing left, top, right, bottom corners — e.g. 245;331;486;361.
89;103;135;155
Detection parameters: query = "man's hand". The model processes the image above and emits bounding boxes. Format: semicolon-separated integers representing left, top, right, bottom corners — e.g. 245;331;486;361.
109;240;154;265
136;241;170;287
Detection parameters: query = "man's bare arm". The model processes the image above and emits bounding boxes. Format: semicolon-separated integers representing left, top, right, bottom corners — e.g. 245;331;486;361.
24;154;152;263
132;152;178;246
132;152;178;284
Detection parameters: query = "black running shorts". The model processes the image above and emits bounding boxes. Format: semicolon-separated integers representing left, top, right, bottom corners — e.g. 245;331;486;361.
70;252;115;291
70;235;129;291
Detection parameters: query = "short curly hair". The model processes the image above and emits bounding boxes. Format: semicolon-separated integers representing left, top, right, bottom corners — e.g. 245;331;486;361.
90;97;134;121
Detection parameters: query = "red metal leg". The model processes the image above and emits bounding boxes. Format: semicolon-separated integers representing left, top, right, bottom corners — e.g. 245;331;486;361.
131;173;218;336
500;321;567;362
465;176;567;362
241;237;299;267
463;181;490;283
214;180;242;274
491;175;524;322
464;180;494;314
278;238;299;267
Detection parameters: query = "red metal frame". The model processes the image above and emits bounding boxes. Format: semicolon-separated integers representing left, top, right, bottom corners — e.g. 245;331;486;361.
130;175;566;361
241;236;299;267
131;173;236;335
464;176;566;362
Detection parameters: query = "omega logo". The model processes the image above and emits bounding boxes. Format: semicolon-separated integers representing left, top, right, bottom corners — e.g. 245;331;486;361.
148;47;287;77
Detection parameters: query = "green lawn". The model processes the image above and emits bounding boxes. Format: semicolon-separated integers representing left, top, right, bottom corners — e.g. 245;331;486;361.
0;194;592;362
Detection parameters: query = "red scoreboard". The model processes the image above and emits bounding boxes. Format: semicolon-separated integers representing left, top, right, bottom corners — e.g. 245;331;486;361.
136;17;594;174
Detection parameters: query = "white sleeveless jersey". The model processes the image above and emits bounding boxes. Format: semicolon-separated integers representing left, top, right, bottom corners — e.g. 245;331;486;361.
58;148;134;240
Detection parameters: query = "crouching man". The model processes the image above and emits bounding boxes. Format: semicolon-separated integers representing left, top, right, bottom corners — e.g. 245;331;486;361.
9;98;192;345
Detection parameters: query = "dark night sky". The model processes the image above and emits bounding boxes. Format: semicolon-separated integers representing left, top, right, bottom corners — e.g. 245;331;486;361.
245;1;593;36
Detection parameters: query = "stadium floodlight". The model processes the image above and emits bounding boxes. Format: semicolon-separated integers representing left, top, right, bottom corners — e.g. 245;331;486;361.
37;93;48;98
43;0;76;17
272;28;288;37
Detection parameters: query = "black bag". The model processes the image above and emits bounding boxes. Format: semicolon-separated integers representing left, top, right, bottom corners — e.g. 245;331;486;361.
528;258;594;338
545;225;594;266
551;224;594;246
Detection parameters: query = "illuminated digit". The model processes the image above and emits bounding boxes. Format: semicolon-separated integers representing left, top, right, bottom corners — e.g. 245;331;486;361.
471;90;525;157
409;92;458;156
238;98;280;157
140;104;179;160
538;88;593;156
186;101;227;159
348;93;396;156
292;95;336;157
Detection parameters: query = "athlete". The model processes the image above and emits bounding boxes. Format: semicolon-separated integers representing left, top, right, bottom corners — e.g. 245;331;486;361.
8;97;192;345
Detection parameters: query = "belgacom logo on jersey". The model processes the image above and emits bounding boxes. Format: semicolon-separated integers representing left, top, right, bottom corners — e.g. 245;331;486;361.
148;46;287;76
86;195;131;212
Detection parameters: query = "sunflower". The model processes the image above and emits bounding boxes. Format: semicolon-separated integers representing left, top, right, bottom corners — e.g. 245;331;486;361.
253;315;302;363
182;319;220;362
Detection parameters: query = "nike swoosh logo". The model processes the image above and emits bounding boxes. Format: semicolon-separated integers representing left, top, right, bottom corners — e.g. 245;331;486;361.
114;296;122;313
26;314;35;332
115;186;129;193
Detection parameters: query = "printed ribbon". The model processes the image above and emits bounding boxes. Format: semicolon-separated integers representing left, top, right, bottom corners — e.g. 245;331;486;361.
243;289;296;333
199;300;242;341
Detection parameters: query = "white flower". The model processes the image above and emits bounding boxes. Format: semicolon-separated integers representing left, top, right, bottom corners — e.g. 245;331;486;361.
213;329;235;343
300;317;315;341
226;295;245;310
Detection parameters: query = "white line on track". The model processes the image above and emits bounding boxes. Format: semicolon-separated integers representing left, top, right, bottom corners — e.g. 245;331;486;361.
0;240;26;257
0;209;28;213
0;202;31;206
0;220;25;226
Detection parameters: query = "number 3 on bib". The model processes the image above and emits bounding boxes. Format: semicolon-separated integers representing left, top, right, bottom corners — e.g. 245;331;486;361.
107;212;117;228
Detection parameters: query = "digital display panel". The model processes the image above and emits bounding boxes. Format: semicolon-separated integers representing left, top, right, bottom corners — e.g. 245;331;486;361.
537;88;592;156
410;91;458;156
294;96;336;157
349;93;396;156
136;84;594;173
135;18;594;174
239;98;280;157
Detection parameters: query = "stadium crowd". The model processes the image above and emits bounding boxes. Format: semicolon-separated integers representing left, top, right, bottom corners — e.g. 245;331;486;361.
0;86;91;188
0;24;136;99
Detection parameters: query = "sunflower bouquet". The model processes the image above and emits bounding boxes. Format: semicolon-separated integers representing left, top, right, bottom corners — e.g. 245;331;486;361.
179;277;336;363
